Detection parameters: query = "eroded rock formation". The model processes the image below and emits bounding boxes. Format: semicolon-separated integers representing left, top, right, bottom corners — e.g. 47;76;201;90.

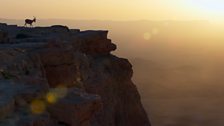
0;24;150;126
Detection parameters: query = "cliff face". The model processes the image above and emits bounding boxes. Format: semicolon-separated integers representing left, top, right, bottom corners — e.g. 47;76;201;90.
0;23;150;126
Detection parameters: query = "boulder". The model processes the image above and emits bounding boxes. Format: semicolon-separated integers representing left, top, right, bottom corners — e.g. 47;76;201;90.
79;31;117;55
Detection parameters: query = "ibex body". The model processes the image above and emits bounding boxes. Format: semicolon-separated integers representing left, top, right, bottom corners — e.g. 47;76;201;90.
24;17;36;27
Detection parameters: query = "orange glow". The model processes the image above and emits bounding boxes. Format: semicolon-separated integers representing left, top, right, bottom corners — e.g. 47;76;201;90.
1;0;224;21
46;85;68;104
30;99;46;115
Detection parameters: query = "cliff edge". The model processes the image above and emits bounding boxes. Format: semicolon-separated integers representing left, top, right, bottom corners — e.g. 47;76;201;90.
0;24;150;126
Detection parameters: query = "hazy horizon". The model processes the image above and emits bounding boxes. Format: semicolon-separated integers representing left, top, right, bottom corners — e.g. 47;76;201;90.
1;0;224;21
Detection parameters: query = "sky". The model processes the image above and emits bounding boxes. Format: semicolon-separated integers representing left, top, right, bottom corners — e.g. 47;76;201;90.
1;0;224;21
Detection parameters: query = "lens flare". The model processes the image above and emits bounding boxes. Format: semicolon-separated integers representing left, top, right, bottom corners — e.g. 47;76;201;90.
30;99;46;115
46;92;58;104
46;85;68;104
143;32;152;40
152;28;159;35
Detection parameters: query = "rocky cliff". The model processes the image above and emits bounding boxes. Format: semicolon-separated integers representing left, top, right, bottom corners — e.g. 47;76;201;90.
0;23;150;126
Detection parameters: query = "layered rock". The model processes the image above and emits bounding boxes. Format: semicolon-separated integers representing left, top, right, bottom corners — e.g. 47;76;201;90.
0;24;150;126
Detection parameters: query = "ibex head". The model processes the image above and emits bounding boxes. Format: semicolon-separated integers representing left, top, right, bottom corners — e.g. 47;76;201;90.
33;16;36;22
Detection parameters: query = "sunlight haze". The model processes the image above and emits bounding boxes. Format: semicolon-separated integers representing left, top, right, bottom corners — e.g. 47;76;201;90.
2;0;224;126
1;0;224;21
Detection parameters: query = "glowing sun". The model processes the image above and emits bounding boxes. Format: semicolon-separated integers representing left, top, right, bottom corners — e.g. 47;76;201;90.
188;0;224;13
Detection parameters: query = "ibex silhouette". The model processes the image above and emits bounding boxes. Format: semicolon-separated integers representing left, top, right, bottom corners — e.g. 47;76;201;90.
24;17;36;27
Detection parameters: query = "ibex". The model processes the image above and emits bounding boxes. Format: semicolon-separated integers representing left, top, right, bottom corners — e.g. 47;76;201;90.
24;17;36;27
